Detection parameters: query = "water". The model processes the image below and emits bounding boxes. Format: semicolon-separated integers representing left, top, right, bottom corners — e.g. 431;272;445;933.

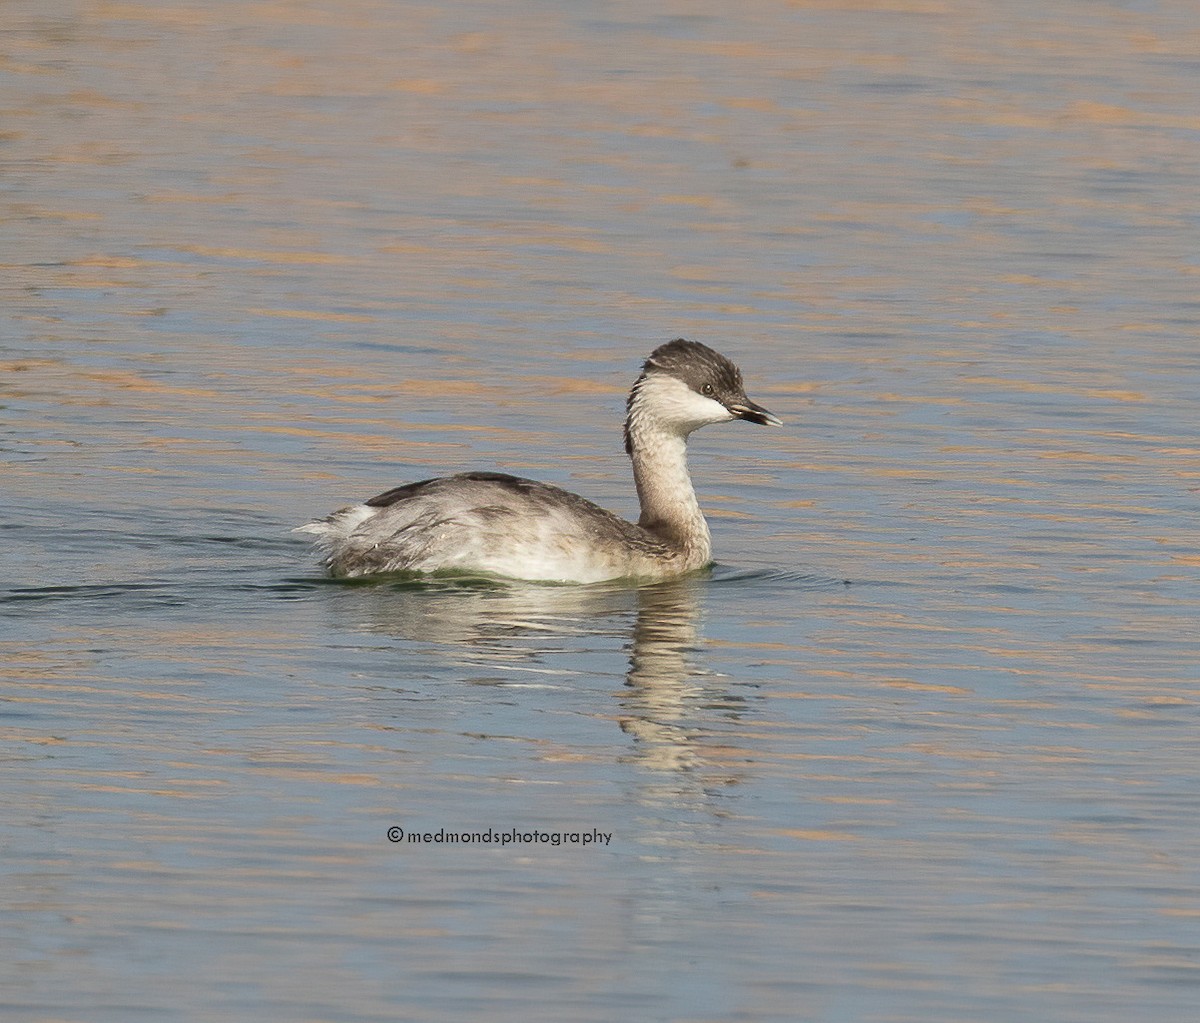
3;1;1199;1020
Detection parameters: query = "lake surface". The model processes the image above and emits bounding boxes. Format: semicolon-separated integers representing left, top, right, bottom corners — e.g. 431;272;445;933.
3;1;1199;1020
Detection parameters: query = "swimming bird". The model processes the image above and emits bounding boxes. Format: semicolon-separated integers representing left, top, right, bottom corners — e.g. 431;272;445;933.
296;339;781;583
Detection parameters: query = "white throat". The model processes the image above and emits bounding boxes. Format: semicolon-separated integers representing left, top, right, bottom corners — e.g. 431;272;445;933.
624;374;730;555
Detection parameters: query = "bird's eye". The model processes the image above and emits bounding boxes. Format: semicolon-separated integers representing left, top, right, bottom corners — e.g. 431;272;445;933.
702;383;714;396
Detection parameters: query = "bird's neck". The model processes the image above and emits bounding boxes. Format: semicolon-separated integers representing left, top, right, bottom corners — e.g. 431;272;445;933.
626;418;711;559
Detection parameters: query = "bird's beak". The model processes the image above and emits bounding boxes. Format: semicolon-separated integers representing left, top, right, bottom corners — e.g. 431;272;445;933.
728;398;782;427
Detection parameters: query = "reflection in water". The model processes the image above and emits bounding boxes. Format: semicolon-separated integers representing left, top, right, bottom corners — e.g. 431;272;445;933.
333;573;748;787
339;574;637;658
621;578;718;776
8;0;1200;1014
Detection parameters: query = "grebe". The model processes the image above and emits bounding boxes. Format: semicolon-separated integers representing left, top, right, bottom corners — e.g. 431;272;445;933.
296;339;781;583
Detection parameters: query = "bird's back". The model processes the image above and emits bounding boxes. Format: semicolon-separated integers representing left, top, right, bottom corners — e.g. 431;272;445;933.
296;471;692;583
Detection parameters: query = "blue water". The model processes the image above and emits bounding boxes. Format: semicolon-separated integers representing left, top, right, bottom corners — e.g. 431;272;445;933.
4;1;1199;1021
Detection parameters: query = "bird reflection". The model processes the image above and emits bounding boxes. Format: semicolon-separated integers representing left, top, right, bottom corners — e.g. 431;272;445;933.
335;573;753;789
618;578;717;775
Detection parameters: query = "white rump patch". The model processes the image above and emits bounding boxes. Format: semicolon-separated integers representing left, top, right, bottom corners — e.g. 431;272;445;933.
293;503;378;542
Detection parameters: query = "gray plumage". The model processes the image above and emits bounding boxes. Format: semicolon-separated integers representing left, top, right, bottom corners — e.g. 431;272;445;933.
296;339;781;583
